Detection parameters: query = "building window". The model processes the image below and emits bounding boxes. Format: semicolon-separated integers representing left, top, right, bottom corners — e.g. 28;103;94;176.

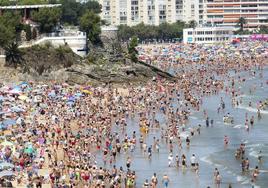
188;31;193;35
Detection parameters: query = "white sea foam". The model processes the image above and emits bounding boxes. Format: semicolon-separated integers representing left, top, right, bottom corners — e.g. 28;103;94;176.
179;131;190;139
241;180;250;185
200;156;213;165
249;150;259;158
236;106;268;114
233;124;243;129
189;116;198;120
245;143;262;148
215;164;222;168
236;175;247;182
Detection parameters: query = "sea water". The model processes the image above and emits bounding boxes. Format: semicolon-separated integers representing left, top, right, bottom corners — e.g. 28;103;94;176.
95;67;268;188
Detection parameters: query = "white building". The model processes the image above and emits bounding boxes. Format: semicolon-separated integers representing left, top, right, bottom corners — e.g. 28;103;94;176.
183;26;234;44
20;29;87;57
98;0;197;26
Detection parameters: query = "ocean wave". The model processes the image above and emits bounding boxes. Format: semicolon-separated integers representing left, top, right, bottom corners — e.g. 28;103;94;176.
179;131;190;139
249;150;259;158
237;175;247;182
200;156;213;165
233;124;244;129
236;106;268;114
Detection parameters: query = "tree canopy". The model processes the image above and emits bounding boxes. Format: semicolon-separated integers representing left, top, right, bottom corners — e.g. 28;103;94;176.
0;12;22;47
128;36;138;62
237;17;247;31
60;0;101;25
0;0;57;6
118;21;185;41
31;7;61;33
79;10;101;44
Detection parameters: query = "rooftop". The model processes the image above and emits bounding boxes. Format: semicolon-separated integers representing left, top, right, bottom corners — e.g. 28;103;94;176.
0;4;61;10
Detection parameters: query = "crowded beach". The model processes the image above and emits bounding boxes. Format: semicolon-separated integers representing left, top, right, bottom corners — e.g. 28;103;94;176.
0;40;267;187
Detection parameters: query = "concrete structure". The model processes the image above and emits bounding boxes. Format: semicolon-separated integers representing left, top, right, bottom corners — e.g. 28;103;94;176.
101;26;118;39
19;29;87;57
201;0;268;29
183;26;234;43
98;0;197;26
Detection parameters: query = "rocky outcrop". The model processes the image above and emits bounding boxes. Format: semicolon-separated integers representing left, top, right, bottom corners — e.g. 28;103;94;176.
1;39;176;85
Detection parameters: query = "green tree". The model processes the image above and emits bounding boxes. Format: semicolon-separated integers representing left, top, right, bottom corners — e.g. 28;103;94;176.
128;36;138;63
187;20;197;29
60;0;80;25
0;12;22;47
32;7;61;33
118;25;133;41
4;42;24;68
118;21;185;42
79;10;101;44
32;28;38;40
258;25;268;34
237;17;246;31
79;0;102;15
24;24;32;41
0;24;15;48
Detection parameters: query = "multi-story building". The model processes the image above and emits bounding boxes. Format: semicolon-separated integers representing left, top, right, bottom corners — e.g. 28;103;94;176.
98;0;197;26
183;26;234;43
201;0;268;29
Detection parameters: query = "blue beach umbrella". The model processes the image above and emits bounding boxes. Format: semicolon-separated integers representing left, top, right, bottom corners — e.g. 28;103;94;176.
0;170;13;177
11;106;24;113
0;96;5;102
68;96;76;102
2;119;16;126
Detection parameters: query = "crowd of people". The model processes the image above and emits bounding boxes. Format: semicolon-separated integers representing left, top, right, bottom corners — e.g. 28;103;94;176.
0;41;267;187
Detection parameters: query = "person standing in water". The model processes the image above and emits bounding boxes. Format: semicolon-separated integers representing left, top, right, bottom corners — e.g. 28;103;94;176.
162;174;170;188
224;135;229;147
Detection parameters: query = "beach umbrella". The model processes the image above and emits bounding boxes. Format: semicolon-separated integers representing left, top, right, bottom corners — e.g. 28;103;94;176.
75;93;83;98
18;95;28;101
67;101;74;106
8;89;21;95
10;106;24;113
68;96;75;102
24;147;34;154
81;90;92;95
48;92;56;98
0;96;5;101
2;119;16;126
0;140;15;153
0;162;14;169
0;170;13;178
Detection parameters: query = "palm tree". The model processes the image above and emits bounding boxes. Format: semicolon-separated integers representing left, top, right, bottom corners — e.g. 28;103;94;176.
4;42;23;68
237;17;247;31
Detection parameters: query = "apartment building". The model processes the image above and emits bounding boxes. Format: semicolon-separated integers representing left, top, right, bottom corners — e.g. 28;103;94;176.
202;0;268;29
98;0;197;26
